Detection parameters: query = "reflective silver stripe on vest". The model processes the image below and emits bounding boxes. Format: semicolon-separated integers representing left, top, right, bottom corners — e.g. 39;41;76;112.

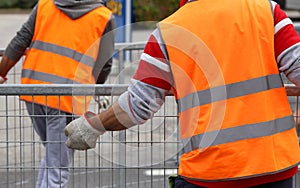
183;115;295;153
22;69;80;84
30;40;95;67
177;74;283;113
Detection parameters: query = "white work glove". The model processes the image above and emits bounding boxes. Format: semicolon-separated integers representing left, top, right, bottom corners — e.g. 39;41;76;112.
64;111;105;150
0;75;7;84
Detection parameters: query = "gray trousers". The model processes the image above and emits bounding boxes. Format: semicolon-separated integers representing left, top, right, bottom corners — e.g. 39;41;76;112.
25;102;74;188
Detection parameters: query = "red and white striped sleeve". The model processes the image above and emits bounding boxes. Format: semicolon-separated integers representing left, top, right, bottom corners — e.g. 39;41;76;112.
272;1;300;86
133;29;172;90
273;1;300;60
117;29;172;125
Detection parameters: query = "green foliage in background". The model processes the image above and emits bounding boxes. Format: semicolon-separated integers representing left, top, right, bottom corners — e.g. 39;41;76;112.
133;0;179;22
0;0;38;9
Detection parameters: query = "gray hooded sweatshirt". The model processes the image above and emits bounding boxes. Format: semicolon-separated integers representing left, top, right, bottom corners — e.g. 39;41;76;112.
5;0;116;84
54;0;105;19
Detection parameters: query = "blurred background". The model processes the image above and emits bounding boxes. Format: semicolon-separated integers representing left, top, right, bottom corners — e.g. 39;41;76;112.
0;0;179;22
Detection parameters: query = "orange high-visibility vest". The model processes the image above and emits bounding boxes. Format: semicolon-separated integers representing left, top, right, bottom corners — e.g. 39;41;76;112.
20;0;112;115
159;0;300;182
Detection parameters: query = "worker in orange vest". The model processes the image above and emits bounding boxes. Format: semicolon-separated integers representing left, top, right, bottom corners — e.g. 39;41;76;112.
64;0;300;187
0;0;115;187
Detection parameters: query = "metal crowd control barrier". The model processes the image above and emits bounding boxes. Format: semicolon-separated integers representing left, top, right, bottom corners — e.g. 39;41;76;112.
0;84;179;188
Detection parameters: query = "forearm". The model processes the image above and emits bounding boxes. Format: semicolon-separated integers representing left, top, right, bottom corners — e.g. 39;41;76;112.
89;102;134;131
0;55;18;77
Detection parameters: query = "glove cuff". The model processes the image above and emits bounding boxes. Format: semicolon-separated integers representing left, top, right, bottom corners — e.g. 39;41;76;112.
0;75;7;84
84;111;106;135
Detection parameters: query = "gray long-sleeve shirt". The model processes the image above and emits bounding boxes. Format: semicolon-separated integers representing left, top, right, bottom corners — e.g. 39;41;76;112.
5;0;116;84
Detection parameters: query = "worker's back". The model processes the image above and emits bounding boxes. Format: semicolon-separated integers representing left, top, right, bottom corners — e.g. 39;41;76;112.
158;0;300;186
21;0;113;115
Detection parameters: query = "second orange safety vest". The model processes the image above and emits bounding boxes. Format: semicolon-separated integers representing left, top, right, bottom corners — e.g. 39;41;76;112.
159;0;300;182
20;0;112;115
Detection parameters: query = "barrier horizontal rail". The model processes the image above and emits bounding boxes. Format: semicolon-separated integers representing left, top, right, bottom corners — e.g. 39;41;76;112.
0;84;128;96
0;84;298;96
